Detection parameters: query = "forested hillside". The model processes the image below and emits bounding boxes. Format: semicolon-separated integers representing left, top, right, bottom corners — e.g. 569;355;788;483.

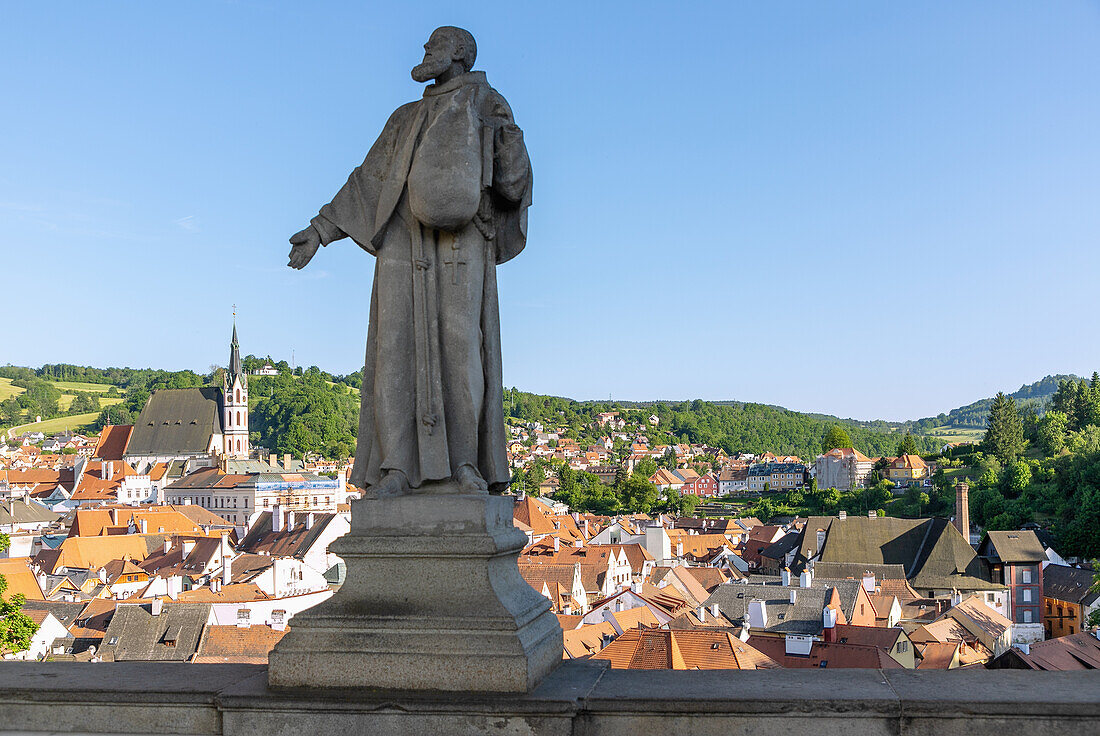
505;391;940;459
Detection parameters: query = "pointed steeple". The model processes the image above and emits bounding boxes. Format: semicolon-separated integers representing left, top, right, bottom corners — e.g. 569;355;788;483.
229;322;242;380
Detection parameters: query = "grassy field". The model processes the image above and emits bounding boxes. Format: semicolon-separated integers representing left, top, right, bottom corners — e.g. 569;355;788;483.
57;394;123;411
927;425;984;444
0;377;24;401
8;412;101;437
48;380;118;393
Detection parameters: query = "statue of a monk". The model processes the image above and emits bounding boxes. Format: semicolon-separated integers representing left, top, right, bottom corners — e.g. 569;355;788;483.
288;26;530;497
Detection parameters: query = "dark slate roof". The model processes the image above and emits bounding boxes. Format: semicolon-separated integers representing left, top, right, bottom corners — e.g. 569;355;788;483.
812;562;908;581
980;530;1046;564
703;582;830;636
802;516;1001;592
990;631;1100;671
0;498;59;526
237;511;337;560
127;388;224;456
760;531;801;561
1042;564;1100;606
20;600;85;628
98;602;212;661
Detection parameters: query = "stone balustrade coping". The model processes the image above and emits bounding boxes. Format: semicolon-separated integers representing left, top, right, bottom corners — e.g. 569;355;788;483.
1;661;1098;736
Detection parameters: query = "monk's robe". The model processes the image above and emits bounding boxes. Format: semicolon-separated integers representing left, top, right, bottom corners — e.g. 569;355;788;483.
308;70;531;492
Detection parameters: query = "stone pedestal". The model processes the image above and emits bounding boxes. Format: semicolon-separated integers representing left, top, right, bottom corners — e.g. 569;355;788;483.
267;487;563;692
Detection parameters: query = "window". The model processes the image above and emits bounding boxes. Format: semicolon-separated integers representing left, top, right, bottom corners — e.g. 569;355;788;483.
236;388;241;402
237;439;241;451
988;593;996;603
236;411;241;425
1021;569;1032;584
1023;610;1032;623
1023;589;1031;603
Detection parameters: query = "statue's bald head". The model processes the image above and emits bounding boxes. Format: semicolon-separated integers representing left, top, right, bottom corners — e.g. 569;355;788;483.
432;26;476;71
413;26;477;83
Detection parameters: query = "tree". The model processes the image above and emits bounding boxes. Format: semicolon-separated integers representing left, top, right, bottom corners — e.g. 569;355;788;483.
982;392;1025;463
752;498;776;522
633;458;657;480
816;486;841;512
786;489;804;507
1038;410;1069;456
1068;425;1100;456
822;425;852;453
0;532;37;654
896;432;919;457
620;474;658;514
680;494;699;516
1002;460;1032;497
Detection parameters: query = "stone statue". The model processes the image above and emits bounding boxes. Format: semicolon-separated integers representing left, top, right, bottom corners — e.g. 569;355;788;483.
287;26;531;497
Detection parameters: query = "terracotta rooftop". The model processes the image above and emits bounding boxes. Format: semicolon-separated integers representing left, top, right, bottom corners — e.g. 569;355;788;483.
594;628;779;670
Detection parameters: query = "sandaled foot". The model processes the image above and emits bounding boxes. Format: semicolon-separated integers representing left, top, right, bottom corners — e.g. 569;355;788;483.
368;469;409;498
454;464;488;493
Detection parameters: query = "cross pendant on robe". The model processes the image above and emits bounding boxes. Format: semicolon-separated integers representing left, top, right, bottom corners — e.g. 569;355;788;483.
442;241;466;285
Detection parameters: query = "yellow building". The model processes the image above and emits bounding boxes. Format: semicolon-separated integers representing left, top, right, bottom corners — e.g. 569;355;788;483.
887;455;928;483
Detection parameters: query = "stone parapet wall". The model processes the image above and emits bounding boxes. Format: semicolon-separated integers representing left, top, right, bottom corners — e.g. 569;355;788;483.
1;661;1098;736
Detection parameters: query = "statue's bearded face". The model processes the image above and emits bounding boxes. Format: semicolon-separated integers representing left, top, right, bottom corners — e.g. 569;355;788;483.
412;32;459;82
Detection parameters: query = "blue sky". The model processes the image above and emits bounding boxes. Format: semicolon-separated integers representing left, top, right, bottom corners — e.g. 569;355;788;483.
3;2;1099;421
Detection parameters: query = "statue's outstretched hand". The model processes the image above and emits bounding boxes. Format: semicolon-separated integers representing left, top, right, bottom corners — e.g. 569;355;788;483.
288;227;321;269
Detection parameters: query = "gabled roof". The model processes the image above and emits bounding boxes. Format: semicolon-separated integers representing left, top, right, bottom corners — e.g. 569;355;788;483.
1042;564;1100;606
563;621;617;659
33;534;156;573
998;631;1100;670
0;498;58;526
981;530;1046;564
943;594;1012;644
703;582;832;636
832;623;904;650
93;425;133;461
801;516;999;591
176;583;270;603
193;624;285;664
747;635;903;669
20;600;86;628
236;511;337;559
678;566;728;593
0;558;45;601
594;627;779;670
820;447;873;463
98;602;213;661
127;388;224;456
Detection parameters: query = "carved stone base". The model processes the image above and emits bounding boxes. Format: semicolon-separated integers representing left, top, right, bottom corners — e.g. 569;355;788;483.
267;487;563;692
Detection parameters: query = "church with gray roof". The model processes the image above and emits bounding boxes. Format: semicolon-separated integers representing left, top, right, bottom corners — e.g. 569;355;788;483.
123;327;251;472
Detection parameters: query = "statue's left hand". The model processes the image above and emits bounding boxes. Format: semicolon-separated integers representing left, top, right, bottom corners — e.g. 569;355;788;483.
288;227;321;269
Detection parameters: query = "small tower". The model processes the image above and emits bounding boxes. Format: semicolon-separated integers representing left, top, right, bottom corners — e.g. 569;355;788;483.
223;322;249;459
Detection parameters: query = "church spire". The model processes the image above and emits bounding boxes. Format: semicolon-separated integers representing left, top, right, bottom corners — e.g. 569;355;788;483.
229;316;242;380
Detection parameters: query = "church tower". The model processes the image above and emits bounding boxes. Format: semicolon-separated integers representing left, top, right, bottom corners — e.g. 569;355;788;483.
223;323;250;458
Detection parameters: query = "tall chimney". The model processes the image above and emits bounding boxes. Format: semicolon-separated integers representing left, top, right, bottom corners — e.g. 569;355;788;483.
283;454;292;471
269;453;278;468
221;534;232;586
286;511;295;531
954;482;970;540
271;504;283;532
